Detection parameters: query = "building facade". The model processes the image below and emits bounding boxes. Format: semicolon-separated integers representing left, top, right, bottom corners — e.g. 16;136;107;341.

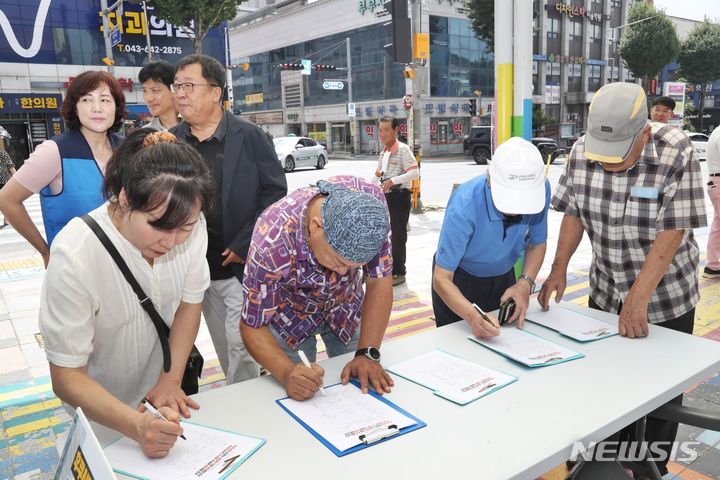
532;0;634;145
229;0;633;154
229;0;494;155
0;0;224;165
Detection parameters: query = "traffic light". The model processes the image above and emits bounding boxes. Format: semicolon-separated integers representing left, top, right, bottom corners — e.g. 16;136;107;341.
383;0;412;64
469;98;477;116
277;63;304;70
315;64;337;72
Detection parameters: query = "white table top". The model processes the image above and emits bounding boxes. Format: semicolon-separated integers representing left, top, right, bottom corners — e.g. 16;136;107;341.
121;302;720;480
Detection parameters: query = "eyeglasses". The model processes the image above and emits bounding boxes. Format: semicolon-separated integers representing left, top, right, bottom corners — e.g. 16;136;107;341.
170;82;218;94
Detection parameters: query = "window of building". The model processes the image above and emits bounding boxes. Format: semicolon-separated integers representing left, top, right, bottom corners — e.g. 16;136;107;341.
568;63;582;92
590;24;602;43
546;17;559;39
430;16;494;98
588;65;601;92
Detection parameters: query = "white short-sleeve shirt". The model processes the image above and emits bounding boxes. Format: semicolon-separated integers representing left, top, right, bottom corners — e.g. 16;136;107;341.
39;203;210;444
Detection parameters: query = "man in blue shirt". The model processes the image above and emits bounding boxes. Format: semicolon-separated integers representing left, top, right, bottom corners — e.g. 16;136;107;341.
432;137;550;337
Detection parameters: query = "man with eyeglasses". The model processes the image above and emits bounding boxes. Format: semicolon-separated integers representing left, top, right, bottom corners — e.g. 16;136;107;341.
170;54;288;385
139;60;179;131
539;82;706;478
649;96;676;124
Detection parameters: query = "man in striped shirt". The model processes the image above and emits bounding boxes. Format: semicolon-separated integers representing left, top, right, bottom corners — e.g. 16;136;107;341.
374;116;419;286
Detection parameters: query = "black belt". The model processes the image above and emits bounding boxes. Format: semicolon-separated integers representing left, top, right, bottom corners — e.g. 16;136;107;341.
386;188;411;193
710;173;720;177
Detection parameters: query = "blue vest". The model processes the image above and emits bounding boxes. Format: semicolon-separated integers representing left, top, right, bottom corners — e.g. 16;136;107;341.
40;130;122;246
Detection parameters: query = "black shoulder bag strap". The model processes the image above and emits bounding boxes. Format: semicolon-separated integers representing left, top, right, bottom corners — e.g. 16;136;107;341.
81;214;172;373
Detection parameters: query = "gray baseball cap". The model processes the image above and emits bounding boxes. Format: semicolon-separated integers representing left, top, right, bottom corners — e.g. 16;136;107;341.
585;82;648;164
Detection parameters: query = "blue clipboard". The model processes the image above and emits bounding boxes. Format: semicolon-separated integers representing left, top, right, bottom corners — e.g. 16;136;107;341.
276;379;426;457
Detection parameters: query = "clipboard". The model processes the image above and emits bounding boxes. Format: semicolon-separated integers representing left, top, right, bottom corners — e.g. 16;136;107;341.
104;421;265;480
387;349;518;405
524;304;619;342
276;379;426;457
468;328;585;367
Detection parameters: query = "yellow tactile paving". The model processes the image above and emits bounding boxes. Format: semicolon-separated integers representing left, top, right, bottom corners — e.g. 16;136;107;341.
0;383;53;405
0;258;43;271
1;399;61;421
6;414;65;438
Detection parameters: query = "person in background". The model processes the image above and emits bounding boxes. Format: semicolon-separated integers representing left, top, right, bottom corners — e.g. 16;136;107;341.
432;137;550;337
0;148;16;227
704;124;720;279
0;71;126;265
374;116;419;287
139;60;179;131
40;129;213;455
649;96;676;124
171;54;288;384
241;176;394;401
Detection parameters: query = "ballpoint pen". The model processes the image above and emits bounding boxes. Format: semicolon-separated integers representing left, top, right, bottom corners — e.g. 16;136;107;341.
297;350;327;396
141;398;186;440
472;303;498;328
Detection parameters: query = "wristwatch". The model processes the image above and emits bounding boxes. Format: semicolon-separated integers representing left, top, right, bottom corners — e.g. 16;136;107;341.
518;274;536;293
355;346;381;362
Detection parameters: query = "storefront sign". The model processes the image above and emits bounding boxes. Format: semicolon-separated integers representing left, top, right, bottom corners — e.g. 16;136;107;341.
0;94;62;114
0;0;223;66
244;111;283;124
547;54;586;64
358;0;385;15
554;3;605;22
64;77;134;93
245;93;264;105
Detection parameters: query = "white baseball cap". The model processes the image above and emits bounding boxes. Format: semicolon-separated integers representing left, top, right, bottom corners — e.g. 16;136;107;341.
488;137;546;215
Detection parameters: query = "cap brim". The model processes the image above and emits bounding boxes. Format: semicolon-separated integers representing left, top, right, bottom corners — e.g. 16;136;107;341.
584;130;639;164
491;182;545;215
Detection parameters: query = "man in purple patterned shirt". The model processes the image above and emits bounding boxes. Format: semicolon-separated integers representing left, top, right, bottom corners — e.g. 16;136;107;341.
240;176;394;401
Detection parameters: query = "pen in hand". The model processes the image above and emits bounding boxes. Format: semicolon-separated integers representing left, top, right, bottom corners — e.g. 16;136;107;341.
472;303;498;328
141;398;186;440
297;350;326;396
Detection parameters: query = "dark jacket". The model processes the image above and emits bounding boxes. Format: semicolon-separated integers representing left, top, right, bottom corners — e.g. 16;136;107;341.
173;111;288;280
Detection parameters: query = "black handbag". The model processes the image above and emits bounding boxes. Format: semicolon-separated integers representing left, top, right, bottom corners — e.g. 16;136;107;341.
81;214;203;395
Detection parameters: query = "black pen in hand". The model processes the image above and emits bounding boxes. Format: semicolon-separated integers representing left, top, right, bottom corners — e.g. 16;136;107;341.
141;398;186;440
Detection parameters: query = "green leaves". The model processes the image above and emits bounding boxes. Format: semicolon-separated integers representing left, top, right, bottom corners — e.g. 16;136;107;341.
619;3;680;86
678;21;720;85
466;0;494;52
149;0;244;53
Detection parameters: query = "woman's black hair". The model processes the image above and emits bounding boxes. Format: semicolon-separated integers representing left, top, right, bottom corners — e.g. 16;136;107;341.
103;128;214;230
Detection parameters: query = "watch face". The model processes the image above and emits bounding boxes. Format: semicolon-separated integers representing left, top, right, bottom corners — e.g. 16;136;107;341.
365;347;381;362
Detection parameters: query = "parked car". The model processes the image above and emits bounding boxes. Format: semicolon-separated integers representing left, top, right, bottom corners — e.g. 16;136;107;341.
463;126;492;165
530;136;563;163
684;131;708;161
463;127;563;165
273;136;328;172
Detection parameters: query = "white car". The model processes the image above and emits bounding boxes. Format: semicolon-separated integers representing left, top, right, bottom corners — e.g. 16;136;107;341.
684;131;709;161
273;136;328;172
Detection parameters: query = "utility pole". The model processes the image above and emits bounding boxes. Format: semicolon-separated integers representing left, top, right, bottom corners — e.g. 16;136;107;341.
225;25;234;111
346;37;357;154
142;0;153;61
100;0;123;75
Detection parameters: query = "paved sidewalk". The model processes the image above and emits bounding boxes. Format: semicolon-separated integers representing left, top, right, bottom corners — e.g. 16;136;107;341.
0;196;719;479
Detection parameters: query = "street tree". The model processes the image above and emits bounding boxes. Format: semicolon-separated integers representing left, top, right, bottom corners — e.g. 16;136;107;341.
466;0;493;52
619;3;680;91
678;20;720;132
149;0;244;54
